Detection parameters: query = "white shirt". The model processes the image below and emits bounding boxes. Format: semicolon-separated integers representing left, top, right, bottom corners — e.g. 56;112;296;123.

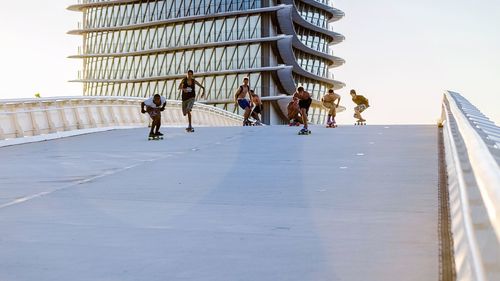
144;96;166;108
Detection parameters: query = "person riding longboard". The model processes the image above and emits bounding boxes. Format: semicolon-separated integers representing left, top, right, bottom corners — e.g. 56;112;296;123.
141;94;166;139
350;89;369;122
321;89;341;127
293;86;312;134
287;96;302;126
178;70;205;132
234;77;253;126
250;90;263;125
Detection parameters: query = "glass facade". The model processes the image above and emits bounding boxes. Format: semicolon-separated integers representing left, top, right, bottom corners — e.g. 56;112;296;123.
69;0;344;124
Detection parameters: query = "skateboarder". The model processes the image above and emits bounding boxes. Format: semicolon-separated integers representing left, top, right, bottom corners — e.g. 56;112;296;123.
250;90;263;124
293;86;312;134
234;77;253;126
321;89;341;127
287;96;302;126
141;94;166;138
350;89;369;122
178;70;205;132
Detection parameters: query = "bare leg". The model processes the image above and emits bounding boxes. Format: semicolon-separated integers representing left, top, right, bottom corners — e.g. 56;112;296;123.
327;105;335;124
244;107;251;120
251;112;260;121
354;107;361;119
187;112;192;128
301;108;308;129
155;116;161;133
149;120;155;135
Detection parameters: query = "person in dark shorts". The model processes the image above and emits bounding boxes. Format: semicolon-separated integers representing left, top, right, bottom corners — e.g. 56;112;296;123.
234;77;253;126
350;89;369;122
293;86;312;133
250;90;263;124
178;70;205;132
141;94;166;138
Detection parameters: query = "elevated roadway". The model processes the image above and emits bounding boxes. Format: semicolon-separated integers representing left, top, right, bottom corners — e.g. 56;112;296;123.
0;125;438;281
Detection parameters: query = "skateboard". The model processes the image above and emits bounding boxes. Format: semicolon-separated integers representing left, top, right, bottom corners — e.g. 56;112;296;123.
186;127;195;133
243;120;257;126
298;128;312;135
326;120;337;128
148;135;163;140
244;120;259;126
355;120;367;125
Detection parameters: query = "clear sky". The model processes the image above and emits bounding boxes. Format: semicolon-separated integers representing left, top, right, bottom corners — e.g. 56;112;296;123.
0;0;498;124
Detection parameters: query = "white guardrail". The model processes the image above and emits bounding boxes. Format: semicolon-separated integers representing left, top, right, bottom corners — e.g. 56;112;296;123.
0;96;244;142
441;91;500;281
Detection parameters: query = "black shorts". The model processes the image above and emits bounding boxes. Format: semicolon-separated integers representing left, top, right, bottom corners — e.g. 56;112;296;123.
298;98;312;113
253;105;262;114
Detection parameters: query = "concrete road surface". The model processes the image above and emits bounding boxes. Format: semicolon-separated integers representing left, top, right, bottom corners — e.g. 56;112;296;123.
0;125;438;281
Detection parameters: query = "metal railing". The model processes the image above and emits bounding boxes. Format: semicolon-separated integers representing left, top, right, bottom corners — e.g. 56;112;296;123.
440;91;500;281
0;96;244;141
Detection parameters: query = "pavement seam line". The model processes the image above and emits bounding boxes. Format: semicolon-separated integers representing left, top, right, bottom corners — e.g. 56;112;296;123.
0;154;175;210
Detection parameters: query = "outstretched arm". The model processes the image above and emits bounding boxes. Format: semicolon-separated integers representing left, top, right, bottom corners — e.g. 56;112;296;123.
195;80;205;98
336;96;341;108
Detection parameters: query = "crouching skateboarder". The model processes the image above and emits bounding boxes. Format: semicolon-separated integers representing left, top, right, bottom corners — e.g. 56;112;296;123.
287;96;302;126
250;90;263;125
350;89;370;125
294;86;312;135
141;94;166;140
321;89;341;128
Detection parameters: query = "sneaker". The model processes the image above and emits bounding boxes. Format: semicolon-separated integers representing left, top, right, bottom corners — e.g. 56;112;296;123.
149;133;155;138
155;132;164;136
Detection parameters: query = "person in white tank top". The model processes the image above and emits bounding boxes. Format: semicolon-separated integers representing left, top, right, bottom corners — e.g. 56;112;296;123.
141;94;166;137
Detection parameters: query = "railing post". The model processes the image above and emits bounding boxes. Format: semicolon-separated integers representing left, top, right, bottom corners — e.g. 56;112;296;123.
57;100;71;131
0;103;6;140
11;104;25;138
44;101;57;134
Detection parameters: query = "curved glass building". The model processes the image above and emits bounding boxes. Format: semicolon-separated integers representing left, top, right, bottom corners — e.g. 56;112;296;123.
68;0;345;124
